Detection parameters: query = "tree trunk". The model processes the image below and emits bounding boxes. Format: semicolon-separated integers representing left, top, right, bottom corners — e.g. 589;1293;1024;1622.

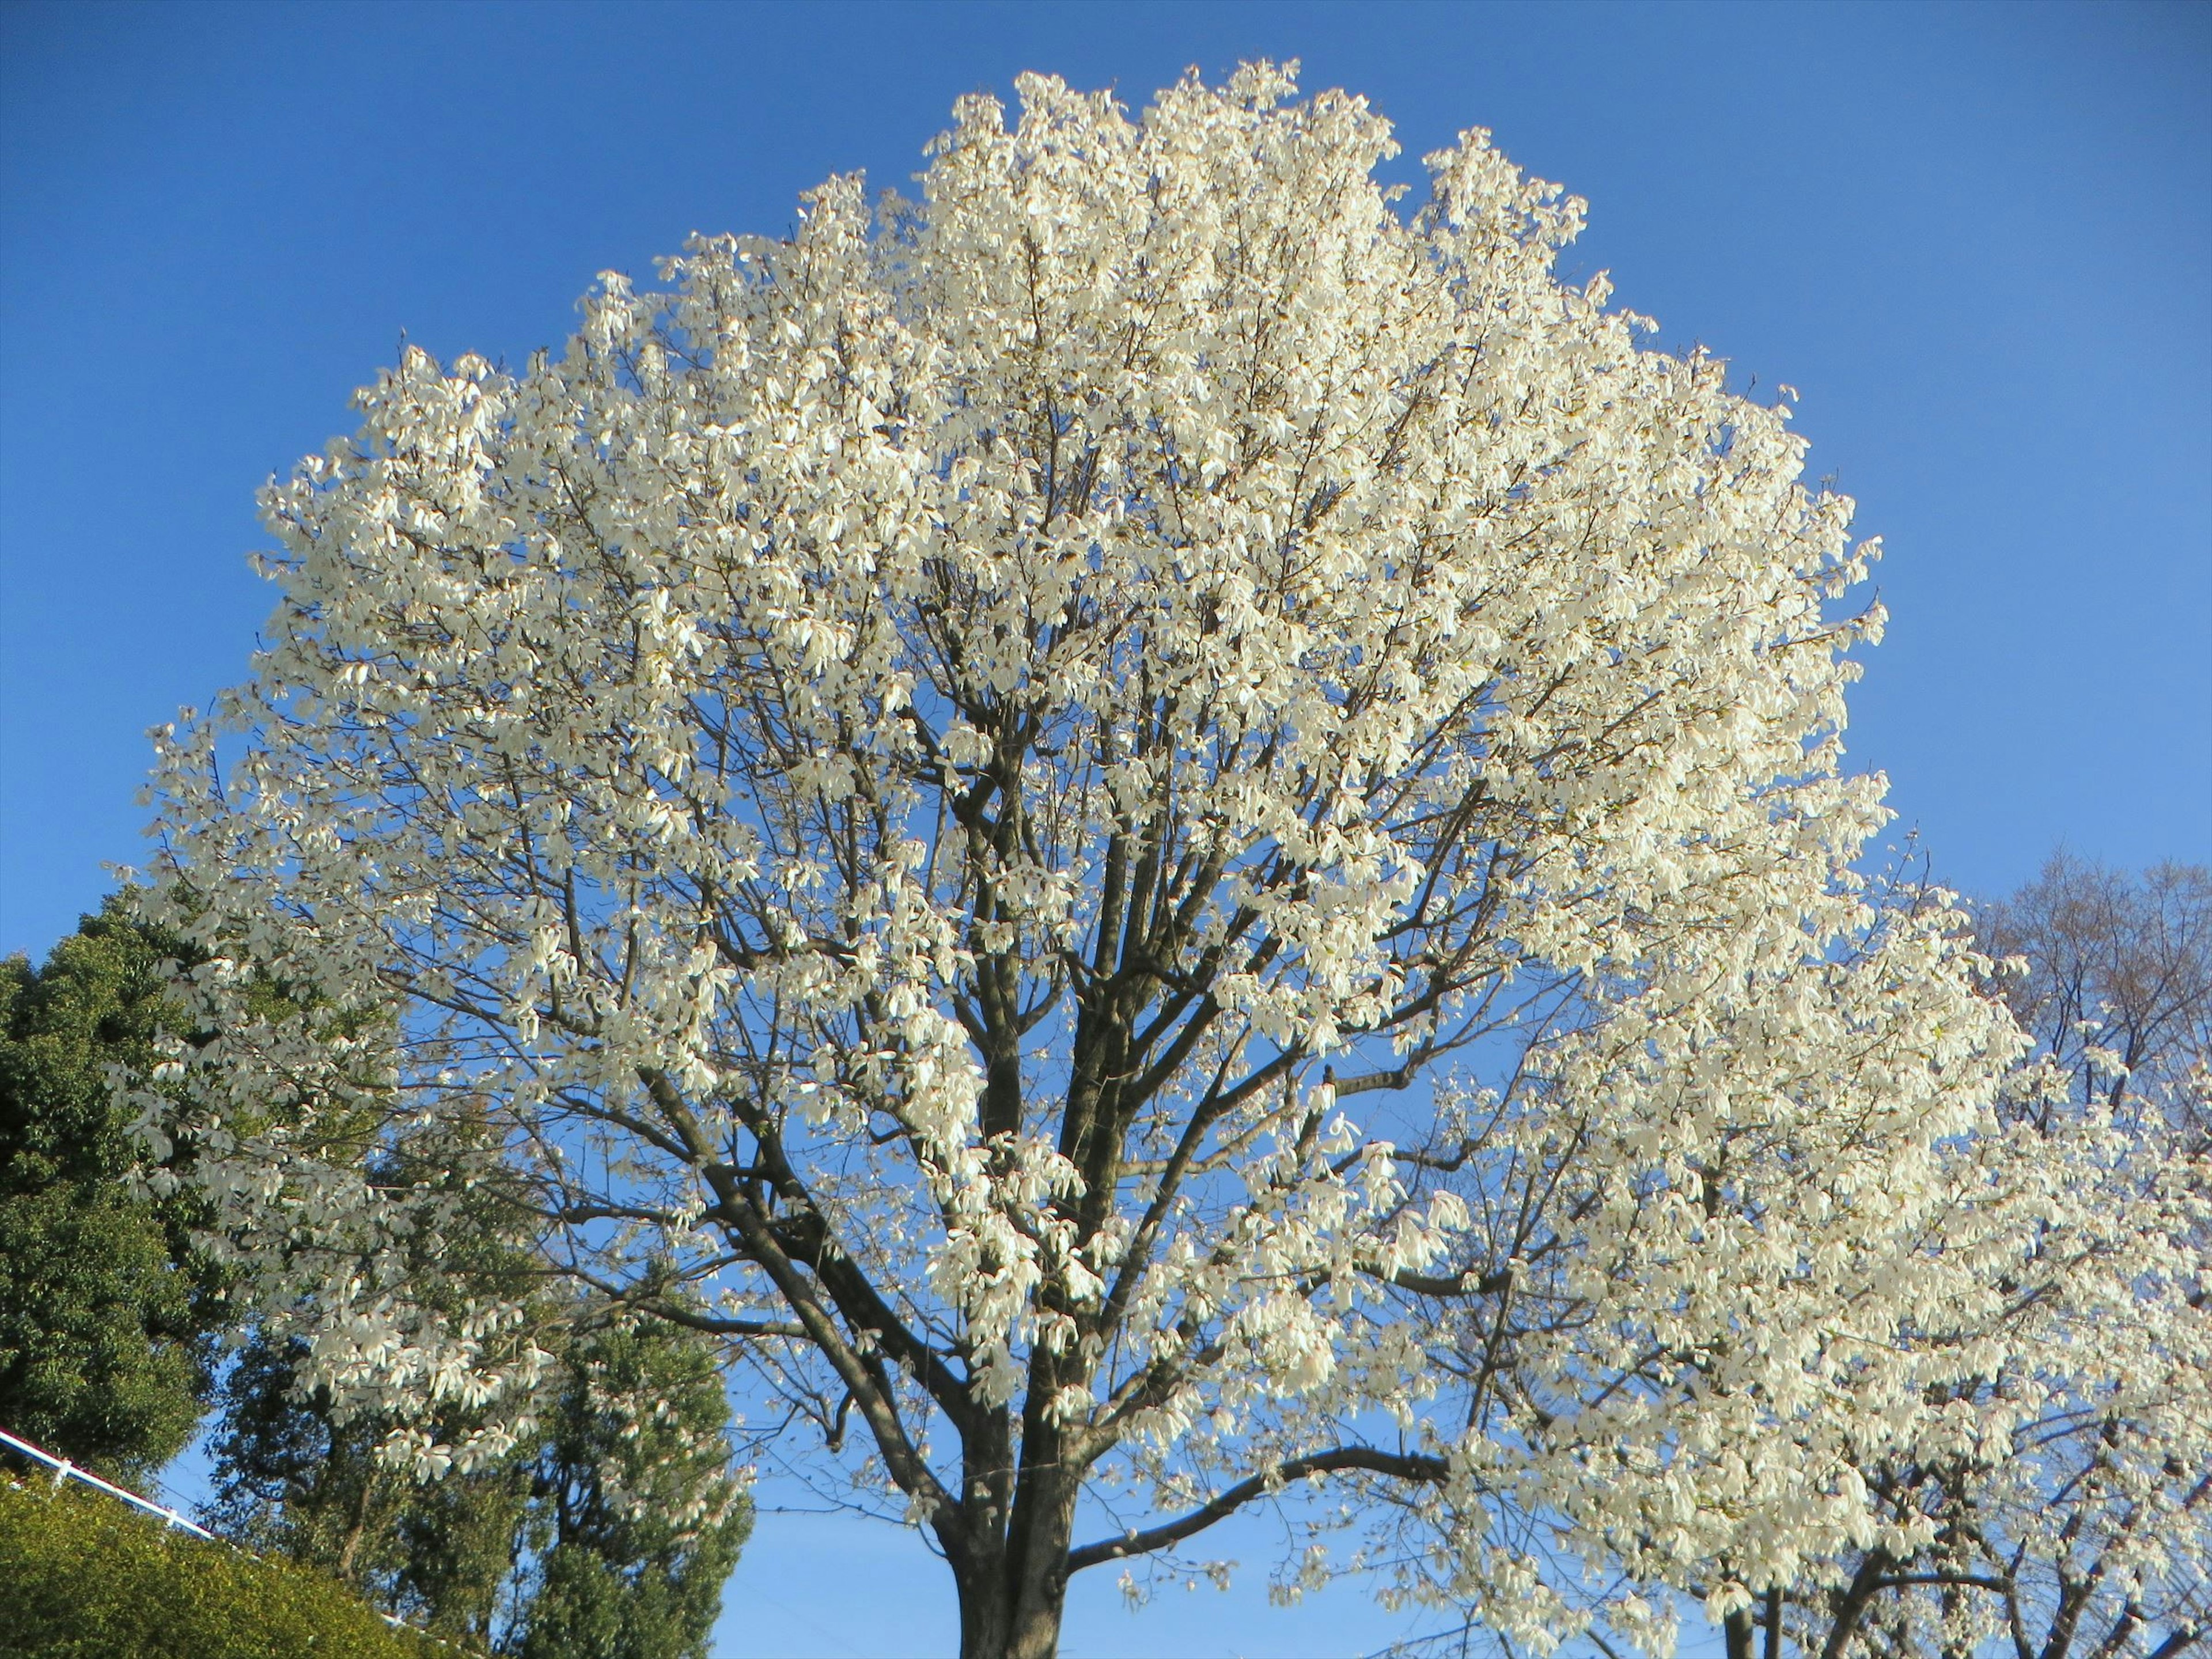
956;1558;1014;1659
955;1479;1078;1659
956;1558;1071;1659
1005;1587;1068;1659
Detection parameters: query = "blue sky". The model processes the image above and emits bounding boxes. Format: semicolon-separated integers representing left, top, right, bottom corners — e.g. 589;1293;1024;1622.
2;2;2207;1654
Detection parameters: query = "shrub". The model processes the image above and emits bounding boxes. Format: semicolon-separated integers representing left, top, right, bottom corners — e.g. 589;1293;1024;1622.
0;1477;449;1658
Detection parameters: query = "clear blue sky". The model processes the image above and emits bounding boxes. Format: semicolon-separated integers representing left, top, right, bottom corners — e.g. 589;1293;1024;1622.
3;2;2207;1654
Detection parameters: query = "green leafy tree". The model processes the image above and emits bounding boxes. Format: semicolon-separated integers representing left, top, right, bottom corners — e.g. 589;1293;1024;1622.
206;1118;550;1645
211;1315;750;1659
207;1328;536;1645
0;902;748;1652
517;1317;753;1659
0;895;222;1478
208;1135;749;1659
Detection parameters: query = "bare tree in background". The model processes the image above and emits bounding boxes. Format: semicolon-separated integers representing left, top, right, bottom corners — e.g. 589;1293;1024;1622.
1979;855;2211;1141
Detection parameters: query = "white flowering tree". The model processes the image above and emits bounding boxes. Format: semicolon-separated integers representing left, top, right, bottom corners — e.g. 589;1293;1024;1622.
1770;860;2211;1659
134;66;2127;1658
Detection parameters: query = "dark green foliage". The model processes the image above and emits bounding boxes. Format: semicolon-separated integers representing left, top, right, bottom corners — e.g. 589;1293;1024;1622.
0;1476;446;1659
1;898;749;1655
210;1304;749;1658
516;1319;752;1659
205;1121;551;1647
0;897;223;1479
206;1332;536;1647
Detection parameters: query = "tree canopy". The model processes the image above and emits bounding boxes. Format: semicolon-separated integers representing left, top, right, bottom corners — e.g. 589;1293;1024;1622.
1756;855;2212;1659
0;895;222;1479
128;65;2208;1659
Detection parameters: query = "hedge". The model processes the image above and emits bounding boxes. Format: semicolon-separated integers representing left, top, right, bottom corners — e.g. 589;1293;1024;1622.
0;1477;450;1658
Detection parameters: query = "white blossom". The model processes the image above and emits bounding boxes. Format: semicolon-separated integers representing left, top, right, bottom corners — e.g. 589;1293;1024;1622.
125;63;2196;1659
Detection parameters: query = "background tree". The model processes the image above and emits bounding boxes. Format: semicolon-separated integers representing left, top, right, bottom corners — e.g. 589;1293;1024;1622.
0;896;748;1657
1979;855;2210;1137
210;1314;749;1659
131;64;2154;1659
515;1314;752;1659
207;1128;750;1659
208;1325;531;1636
203;1119;548;1649
0;893;223;1479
